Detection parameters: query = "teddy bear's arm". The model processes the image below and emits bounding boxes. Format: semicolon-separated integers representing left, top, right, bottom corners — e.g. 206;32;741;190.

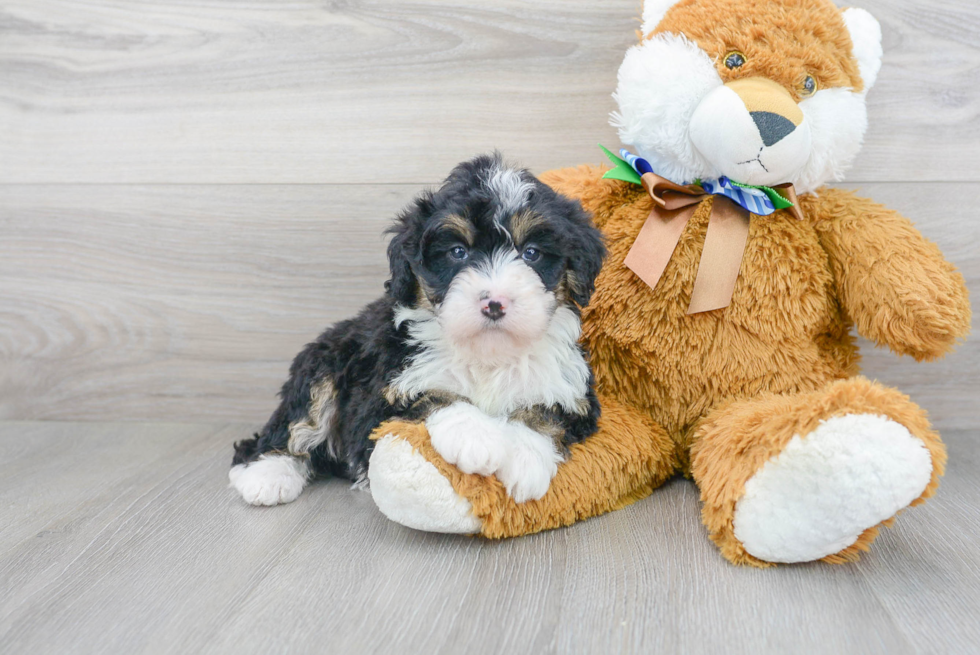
806;188;971;361
540;165;636;230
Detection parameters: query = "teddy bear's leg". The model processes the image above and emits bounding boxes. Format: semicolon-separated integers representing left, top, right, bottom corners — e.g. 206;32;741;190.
690;377;946;567
368;395;678;537
368;422;483;534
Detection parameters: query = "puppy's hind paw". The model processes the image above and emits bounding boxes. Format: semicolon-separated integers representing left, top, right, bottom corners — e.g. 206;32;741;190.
427;402;508;476
229;454;311;506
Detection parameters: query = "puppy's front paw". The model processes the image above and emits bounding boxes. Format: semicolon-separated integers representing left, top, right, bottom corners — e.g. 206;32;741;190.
496;424;563;503
427;402;508;476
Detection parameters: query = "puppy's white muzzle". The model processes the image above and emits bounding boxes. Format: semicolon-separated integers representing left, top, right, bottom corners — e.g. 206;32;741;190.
439;250;555;354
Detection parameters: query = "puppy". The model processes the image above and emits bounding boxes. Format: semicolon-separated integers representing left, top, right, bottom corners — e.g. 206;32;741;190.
229;154;606;507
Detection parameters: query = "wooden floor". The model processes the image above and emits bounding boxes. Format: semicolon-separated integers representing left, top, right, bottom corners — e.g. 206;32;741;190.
1;421;978;655
3;0;979;653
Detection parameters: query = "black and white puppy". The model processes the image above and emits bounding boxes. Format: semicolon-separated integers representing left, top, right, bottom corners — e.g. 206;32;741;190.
229;154;606;506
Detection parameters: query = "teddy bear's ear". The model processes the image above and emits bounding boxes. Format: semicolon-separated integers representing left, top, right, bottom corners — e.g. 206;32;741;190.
641;0;683;36
843;8;883;90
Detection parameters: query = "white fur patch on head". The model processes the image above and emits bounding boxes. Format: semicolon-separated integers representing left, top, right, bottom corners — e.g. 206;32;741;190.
640;0;683;36
843;8;883;91
611;33;722;184
229;454;312;506
732;413;933;564
484;163;533;222
368;434;482;534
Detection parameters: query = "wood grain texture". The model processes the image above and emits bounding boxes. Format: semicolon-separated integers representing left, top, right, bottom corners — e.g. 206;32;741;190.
1;181;976;425
1;0;979;184
1;421;978;654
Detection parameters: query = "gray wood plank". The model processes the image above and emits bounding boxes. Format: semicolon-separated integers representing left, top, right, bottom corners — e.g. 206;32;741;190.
2;422;978;654
0;421;216;554
1;182;976;426
855;433;980;654
0;184;408;422
553;480;914;655
1;0;978;184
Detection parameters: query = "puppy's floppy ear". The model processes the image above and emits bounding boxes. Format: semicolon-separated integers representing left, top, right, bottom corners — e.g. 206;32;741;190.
559;197;606;307
384;193;430;305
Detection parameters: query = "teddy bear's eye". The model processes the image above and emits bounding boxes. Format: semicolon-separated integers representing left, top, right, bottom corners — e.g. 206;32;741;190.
801;75;818;97
724;51;746;69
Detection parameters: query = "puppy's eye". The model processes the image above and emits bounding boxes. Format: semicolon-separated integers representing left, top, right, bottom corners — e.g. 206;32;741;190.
522;247;542;263
724;51;746;69
449;245;468;261
801;75;818;97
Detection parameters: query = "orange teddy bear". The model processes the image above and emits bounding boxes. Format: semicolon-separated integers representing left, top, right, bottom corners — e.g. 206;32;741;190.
366;0;971;566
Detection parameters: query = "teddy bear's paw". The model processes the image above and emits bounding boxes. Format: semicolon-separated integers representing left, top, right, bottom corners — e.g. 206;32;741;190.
228;454;311;506
495;423;563;503
368;434;482;534
732;413;933;563
427;402;509;477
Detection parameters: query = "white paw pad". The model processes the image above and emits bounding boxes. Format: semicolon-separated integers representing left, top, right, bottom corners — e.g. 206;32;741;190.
368;434;482;534
733;413;933;563
229;454;311;506
427;402;509;476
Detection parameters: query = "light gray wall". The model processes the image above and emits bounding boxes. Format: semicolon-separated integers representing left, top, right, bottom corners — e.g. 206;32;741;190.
1;0;976;427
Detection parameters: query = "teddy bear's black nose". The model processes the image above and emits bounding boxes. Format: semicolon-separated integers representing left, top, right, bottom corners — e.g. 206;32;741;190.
751;111;797;147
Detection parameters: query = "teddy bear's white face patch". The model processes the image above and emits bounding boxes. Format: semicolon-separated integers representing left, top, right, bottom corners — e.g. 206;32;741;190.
611;34;722;185
795;87;869;194
611;24;876;194
688;80;813;188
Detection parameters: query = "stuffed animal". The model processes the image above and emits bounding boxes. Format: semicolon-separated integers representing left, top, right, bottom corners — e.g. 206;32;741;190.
365;0;971;566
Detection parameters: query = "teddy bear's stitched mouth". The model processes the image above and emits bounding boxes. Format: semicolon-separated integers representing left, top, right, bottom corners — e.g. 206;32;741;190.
737;147;769;173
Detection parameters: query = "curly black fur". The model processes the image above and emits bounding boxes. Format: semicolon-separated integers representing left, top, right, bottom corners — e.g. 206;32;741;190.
232;153;606;484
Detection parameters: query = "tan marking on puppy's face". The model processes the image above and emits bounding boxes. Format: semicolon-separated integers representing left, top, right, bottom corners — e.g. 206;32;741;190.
438;214;476;246
554;275;569;304
563;270;586;307
509;211;547;246
652;0;864;97
415;280;435;310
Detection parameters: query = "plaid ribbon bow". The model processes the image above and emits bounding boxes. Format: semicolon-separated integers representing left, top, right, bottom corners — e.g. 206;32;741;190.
605;147;800;218
599;145;803;314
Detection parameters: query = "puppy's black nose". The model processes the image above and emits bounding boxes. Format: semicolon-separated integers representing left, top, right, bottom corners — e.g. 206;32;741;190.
482;301;505;321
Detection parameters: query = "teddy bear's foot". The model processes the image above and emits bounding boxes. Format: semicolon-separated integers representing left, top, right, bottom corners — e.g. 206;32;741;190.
692;377;946;566
732;413;931;563
367;396;679;538
368;433;482;534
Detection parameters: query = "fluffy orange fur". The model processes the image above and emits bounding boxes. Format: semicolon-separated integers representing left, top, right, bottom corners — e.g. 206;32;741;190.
690;377;947;567
370;0;971;566
652;0;864;98
375;395;678;538
371;164;969;565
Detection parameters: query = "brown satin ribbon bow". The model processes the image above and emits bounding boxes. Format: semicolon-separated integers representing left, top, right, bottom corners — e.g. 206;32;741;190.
623;172;802;314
